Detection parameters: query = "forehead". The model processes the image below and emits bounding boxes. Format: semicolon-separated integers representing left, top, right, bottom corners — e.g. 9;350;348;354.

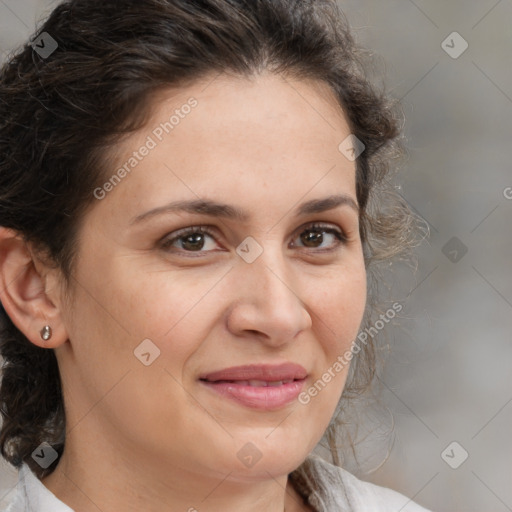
96;72;357;221
133;71;352;157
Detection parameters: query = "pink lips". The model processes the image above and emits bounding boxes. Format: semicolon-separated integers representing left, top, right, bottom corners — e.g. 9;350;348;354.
199;363;307;410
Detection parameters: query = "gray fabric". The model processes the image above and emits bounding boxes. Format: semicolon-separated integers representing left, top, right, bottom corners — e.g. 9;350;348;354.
3;456;432;511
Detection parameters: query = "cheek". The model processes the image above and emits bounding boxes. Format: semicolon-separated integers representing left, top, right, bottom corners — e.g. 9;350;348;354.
301;267;366;426
312;264;367;351
99;263;231;371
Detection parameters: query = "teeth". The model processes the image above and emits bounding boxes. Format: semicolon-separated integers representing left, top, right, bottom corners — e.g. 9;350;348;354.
267;380;284;387
246;380;289;387
248;380;269;386
216;379;293;386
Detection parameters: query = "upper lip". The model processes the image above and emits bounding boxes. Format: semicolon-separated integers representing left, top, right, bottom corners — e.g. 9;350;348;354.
199;363;308;382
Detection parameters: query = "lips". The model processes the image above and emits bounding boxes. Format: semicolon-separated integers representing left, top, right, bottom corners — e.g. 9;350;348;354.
199;363;308;410
199;363;308;383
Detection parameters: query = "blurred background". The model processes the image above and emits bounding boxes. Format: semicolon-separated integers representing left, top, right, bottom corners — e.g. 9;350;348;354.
0;1;511;511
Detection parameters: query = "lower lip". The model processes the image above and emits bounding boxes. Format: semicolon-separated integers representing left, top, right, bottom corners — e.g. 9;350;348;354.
200;379;306;410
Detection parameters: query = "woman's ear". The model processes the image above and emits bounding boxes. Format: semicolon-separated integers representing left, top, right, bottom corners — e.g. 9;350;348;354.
0;227;69;349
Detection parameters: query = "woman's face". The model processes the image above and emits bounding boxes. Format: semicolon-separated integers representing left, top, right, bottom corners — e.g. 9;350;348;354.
54;72;367;483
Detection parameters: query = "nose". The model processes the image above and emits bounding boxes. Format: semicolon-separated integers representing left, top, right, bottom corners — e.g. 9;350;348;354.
226;247;312;347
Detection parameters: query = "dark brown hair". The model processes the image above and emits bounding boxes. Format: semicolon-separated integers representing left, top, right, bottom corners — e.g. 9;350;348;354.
0;0;419;479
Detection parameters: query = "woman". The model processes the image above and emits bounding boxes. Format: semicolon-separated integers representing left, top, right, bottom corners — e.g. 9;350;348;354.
0;0;430;511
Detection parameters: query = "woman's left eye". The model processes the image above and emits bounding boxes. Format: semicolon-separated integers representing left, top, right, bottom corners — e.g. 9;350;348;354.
160;223;347;255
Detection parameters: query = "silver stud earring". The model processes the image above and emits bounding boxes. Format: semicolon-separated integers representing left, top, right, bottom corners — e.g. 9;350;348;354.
40;325;52;341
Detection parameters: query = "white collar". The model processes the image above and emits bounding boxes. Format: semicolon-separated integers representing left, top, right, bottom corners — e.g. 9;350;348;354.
7;463;75;512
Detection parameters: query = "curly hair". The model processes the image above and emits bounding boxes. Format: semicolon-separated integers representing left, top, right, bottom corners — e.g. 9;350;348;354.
0;0;420;480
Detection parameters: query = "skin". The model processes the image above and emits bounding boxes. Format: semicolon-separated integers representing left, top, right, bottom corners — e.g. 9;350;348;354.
0;71;367;512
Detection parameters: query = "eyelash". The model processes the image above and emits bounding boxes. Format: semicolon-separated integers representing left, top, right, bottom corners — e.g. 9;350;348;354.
159;222;347;256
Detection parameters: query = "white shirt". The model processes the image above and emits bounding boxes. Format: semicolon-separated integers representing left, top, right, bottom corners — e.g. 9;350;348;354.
3;454;432;511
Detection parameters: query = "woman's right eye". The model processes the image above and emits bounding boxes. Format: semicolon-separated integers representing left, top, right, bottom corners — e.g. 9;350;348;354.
160;226;220;254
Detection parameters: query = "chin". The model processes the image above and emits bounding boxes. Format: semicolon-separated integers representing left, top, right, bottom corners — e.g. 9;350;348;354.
222;436;317;481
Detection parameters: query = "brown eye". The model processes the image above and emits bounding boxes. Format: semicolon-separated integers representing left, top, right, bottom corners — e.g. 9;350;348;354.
161;226;218;253
292;224;346;250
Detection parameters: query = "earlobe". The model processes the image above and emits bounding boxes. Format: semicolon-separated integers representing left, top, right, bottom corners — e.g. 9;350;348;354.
0;226;68;349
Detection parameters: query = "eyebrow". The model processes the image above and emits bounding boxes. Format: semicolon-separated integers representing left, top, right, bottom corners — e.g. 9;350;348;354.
129;194;359;226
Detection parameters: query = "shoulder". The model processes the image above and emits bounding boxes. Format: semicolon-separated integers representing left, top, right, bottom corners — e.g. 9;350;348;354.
290;454;433;512
2;465;23;512
2;463;74;512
